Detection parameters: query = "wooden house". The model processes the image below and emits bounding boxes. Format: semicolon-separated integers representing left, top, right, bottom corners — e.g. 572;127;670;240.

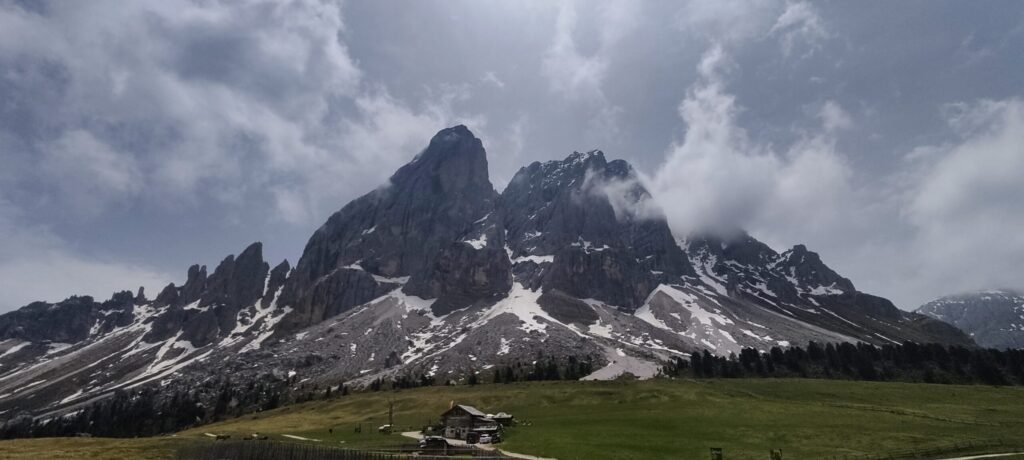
440;404;499;440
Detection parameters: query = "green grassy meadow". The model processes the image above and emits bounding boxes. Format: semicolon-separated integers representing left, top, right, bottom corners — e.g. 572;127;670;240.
1;378;1022;459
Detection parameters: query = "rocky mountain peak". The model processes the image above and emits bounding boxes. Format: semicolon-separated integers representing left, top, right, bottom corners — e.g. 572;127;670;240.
277;125;505;329
199;241;269;310
501;150;694;312
179;263;208;306
776;244;855;293
395;124;491;195
565;149;607;167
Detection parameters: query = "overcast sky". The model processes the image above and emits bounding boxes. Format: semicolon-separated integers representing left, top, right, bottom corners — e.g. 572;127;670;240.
1;0;1022;312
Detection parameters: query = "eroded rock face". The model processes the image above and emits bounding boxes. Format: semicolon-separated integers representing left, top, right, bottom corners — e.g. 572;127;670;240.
537;290;599;326
684;234;975;346
0;293;135;344
412;241;513;316
278;125;511;330
499;150;695;312
542;246;654;312
144;242;276;346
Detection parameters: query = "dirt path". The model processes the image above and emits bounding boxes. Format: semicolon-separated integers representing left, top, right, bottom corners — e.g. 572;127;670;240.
400;431;556;460
281;434;321;442
936;453;1024;460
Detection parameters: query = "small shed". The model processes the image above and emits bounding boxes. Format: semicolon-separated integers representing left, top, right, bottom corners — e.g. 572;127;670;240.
440;405;499;440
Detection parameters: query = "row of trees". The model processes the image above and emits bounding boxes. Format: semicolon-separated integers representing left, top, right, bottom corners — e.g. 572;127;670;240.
0;375;295;439
662;341;1024;386
8;342;1021;440
2;352;597;439
479;355;596;384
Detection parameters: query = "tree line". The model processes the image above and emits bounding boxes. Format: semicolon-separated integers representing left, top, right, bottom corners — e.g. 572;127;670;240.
7;342;1020;440
0;376;293;439
0;353;593;440
662;341;1024;386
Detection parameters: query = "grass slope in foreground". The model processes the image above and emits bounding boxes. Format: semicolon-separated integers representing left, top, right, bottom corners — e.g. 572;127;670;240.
3;378;1023;459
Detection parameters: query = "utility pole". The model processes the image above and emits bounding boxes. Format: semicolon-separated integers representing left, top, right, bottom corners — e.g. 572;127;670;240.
388;399;394;432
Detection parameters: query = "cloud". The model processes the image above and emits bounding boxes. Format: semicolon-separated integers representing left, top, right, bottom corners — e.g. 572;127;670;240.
541;2;610;102
0;0;481;227
899;99;1024;296
651;46;853;238
2;0;1022;313
819;100;853;133
481;71;505;89
582;167;663;224
768;1;829;57
649;43;1024;307
0;198;173;310
40;129;143;215
678;0;827;56
0;0;493;308
540;0;639;143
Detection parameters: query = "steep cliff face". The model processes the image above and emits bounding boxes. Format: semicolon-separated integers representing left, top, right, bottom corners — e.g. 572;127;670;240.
500;151;694;313
143;242;273;346
277;125;510;327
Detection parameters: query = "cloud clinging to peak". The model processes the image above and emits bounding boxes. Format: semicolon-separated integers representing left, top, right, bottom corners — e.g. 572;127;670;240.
2;0;1024;310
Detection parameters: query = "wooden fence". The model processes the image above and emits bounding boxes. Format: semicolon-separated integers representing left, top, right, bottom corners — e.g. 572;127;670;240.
825;438;1012;460
175;440;511;460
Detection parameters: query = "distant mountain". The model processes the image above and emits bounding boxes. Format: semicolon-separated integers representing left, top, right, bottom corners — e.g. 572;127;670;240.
917;290;1024;349
0;125;973;422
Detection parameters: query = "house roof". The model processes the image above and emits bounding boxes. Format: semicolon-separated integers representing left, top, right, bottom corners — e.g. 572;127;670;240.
456;405;486;417
442;404;487;418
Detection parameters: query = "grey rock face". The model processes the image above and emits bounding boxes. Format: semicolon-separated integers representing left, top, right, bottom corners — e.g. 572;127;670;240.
775;244;855;293
918;290;1024;349
683;233;974;347
0;293;134;344
144;242;275;346
0;240;292;417
500;150;694;312
278;125;509;330
263;260;291;308
537;290;599;325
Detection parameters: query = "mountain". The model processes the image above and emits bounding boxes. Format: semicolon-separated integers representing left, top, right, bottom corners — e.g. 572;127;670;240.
917;290;1024;349
0;125;973;423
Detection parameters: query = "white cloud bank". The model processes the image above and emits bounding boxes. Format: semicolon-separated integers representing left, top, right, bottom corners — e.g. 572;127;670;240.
0;0;482;308
0;0;479;225
898;99;1024;301
649;40;1024;307
651;45;854;240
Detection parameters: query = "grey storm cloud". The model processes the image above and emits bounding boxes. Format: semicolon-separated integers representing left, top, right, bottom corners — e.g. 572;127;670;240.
0;0;1022;311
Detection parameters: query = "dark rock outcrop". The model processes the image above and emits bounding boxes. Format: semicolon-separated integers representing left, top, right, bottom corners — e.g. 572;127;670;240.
499;150;695;312
918;290;1024;349
0;293;135;344
143;242;281;346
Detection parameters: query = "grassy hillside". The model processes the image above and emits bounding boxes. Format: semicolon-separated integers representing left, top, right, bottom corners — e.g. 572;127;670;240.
2;378;1023;459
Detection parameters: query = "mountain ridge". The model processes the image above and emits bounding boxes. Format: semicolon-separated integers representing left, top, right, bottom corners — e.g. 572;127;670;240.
0;125;975;422
917;289;1024;349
